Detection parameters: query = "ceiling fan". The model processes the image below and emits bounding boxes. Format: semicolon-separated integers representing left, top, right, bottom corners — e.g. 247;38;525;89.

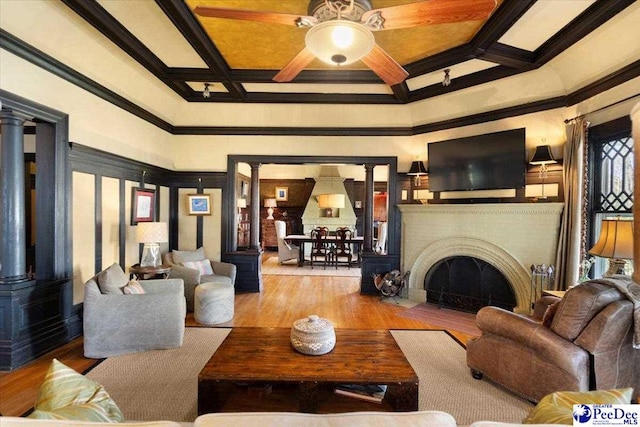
194;0;497;86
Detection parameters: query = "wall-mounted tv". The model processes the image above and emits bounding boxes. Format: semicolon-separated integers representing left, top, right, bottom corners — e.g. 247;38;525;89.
427;128;526;192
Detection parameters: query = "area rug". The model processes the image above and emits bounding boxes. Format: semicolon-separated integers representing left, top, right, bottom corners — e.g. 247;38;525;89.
261;256;361;277
85;327;532;424
398;303;482;337
391;330;532;425
86;327;230;422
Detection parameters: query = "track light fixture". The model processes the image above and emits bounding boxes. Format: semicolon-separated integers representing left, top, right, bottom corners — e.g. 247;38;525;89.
203;83;211;98
442;69;451;87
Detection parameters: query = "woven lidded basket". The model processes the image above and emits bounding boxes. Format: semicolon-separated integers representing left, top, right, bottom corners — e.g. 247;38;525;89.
290;314;336;356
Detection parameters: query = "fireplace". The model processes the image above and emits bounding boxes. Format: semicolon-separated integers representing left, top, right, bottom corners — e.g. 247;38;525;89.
425;256;516;313
398;203;564;314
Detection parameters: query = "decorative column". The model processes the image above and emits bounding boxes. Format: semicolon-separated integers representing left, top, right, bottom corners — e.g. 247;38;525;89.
0;109;29;283
363;163;375;253
249;162;261;251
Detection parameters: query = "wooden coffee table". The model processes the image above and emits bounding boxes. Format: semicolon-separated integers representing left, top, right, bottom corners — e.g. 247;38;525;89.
198;327;418;414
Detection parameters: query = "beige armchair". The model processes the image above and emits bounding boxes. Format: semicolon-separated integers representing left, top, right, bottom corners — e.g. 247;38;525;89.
164;247;236;311
466;278;640;403
275;220;299;264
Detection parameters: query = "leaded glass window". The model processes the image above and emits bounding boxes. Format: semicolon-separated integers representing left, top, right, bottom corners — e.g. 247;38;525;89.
597;135;634;212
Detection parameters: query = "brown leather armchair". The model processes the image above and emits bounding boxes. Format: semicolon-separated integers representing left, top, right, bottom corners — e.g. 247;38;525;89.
466;279;639;403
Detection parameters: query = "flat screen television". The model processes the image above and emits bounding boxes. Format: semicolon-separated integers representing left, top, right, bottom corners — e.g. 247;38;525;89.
427;128;526;192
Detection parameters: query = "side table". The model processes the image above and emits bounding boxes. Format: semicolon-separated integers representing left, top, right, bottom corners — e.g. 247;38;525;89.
129;264;172;280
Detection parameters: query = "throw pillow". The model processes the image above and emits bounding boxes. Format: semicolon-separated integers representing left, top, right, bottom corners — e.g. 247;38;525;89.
96;263;127;295
28;359;124;422
523;388;633;425
542;301;560;328
122;280;146;294
182;259;214;276
172;247;205;264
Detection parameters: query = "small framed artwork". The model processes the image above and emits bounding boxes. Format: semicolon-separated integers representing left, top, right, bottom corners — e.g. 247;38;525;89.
240;181;249;197
131;187;155;225
187;194;212;215
354;200;362;209
275;186;288;202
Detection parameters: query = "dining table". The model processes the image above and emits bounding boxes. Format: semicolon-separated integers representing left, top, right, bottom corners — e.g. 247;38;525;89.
284;234;365;267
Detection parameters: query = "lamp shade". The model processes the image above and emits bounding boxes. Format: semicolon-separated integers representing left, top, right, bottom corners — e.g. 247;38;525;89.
264;198;277;208
237;198;247;209
407;160;428;175
530;145;557;165
136;222;168;243
317;193;345;209
305;20;374;66
588;219;634;259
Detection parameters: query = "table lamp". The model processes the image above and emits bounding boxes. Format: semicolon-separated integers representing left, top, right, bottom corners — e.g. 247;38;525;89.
588;217;634;276
529;145;557;199
264;198;277;220
136;221;168;267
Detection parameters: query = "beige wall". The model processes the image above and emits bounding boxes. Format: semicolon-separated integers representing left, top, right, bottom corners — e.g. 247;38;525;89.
72;171;95;305
177;188;222;260
101;176;120;270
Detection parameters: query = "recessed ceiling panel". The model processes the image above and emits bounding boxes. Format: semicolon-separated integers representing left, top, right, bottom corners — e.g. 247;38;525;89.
97;0;207;68
243;82;392;94
498;0;597;52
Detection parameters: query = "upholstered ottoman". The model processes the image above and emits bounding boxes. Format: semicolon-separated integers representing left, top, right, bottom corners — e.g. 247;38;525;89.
194;282;235;325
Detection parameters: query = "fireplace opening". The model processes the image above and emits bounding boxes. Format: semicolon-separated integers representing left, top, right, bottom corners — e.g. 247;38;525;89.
424;256;516;313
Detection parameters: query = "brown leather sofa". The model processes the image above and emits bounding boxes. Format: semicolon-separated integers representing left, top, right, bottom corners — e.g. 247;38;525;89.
466;279;639;403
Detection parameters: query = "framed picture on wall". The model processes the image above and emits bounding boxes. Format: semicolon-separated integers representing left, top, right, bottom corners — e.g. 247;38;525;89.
187;194;212;215
131;187;156;225
241;181;249;197
275;186;288;202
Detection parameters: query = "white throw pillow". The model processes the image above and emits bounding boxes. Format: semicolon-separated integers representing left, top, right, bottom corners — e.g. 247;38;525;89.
182;259;214;276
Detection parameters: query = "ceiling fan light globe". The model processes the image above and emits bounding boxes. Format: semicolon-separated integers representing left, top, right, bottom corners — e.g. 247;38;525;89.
305;20;374;66
331;25;354;49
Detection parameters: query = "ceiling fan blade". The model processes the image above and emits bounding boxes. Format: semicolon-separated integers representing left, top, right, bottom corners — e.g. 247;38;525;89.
273;48;317;83
194;6;317;27
360;44;409;86
362;0;496;31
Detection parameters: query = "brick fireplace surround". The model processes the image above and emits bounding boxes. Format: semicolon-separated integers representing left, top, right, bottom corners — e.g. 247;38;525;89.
398;203;564;313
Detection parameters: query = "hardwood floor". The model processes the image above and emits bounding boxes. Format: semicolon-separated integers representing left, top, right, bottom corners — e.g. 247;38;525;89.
0;256;475;417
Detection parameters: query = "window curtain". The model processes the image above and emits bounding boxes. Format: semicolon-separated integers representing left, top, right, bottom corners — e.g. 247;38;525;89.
555;118;589;289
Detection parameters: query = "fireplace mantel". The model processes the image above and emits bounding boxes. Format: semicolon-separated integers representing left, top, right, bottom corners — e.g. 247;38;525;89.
398;203;564;313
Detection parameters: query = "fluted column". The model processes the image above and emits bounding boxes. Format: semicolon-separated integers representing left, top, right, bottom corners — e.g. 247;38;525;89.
363;163;375;253
249;162;261;251
0;109;29;283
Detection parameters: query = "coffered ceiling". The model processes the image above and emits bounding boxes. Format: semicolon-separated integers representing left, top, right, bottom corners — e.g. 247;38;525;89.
57;0;638;106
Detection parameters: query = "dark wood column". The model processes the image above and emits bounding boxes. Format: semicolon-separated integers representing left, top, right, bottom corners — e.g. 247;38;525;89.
0;109;30;283
363;163;375;253
249;162;261;251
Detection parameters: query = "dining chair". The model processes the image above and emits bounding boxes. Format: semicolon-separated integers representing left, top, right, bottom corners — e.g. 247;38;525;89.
310;226;330;269
331;227;354;269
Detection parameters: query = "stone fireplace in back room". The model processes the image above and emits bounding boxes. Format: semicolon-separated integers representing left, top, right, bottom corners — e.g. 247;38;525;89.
398;203;564;314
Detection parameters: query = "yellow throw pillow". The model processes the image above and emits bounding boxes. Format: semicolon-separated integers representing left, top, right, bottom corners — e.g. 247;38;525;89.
28;359;124;422
523;388;633;425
